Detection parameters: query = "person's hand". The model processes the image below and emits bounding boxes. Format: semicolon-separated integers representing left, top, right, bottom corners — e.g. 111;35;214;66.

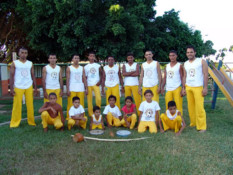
10;89;15;96
175;132;181;136
121;86;124;93
60;91;63;97
101;88;105;95
34;88;38;96
138;88;142;95
96;82;101;86
157;87;161;94
44;91;48;99
202;87;208;97
82;117;87;121
50;107;57;115
161;88;165;95
67;90;70;97
126;122;130;129
181;88;186;96
85;89;88;95
160;129;164;133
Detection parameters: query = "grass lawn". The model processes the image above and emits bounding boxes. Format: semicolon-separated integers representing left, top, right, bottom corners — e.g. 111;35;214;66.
0;94;232;174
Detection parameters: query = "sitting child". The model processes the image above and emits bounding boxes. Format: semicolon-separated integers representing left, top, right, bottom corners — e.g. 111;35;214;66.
67;96;88;130
39;93;65;132
90;106;105;130
137;90;161;134
120;96;137;129
103;95;122;128
159;101;186;136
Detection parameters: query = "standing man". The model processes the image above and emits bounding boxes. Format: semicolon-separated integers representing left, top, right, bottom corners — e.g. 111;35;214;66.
182;45;208;132
84;52;102;117
42;54;63;107
139;50;162;102
10;47;37;128
102;56;124;109
161;50;184;115
122;52;141;116
66;54;88;119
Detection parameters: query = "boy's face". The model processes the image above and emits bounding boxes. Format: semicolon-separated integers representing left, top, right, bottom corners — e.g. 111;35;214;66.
73;100;80;108
48;55;57;65
144;93;153;101
127;56;134;64
88;54;95;63
169;53;177;62
145;51;153;60
49;95;57;104
72;56;80;64
125;99;132;107
94;109;101;117
108;57;115;66
109;98;116;106
18;49;28;59
168;106;176;115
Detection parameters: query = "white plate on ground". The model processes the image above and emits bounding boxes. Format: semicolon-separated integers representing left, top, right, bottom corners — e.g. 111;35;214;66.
116;130;131;137
89;130;104;135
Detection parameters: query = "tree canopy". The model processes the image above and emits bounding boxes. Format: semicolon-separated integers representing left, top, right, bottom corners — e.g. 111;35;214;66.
0;0;216;63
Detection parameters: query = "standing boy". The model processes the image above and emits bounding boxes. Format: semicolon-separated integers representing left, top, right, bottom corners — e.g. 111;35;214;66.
139;51;162;102
161;50;184;115
84;52;102;117
66;54;88;119
182;45;208;132
10;47;37;128
42;54;63;106
102;56;124;109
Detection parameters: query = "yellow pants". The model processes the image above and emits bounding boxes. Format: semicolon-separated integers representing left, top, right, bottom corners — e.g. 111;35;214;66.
186;85;207;130
106;112;121;127
41;111;63;129
124;86;141;116
120;114;137;129
67;116;88;130
138;121;157;133
106;84;121;109
165;86;183;115
10;86;36;128
91;123;103;130
87;85;101;117
44;89;62;107
142;85;159;103
160;113;182;133
66;91;85;119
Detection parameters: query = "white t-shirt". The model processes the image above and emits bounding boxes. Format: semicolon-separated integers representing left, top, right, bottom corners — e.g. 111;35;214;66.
139;101;160;122
45;65;61;89
124;63;139;86
166;109;180;120
104;64;120;87
69;65;84;92
103;105;121;118
92;114;102;125
69;105;85;118
166;62;181;91
142;61;159;87
84;63;100;86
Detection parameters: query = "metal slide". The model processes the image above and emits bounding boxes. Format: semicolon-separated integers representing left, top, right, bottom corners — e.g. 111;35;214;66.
208;67;233;106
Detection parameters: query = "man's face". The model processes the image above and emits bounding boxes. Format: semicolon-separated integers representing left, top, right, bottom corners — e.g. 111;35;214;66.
88;54;95;63
127;56;134;64
73;100;80;108
169;53;177;62
108;57;115;66
72;56;80;64
145;51;153;60
18;49;28;59
186;48;196;60
48;55;57;64
49;95;57;104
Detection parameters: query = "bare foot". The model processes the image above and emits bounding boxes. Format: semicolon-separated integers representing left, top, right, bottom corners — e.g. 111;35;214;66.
199;130;206;133
43;127;48;132
60;127;64;132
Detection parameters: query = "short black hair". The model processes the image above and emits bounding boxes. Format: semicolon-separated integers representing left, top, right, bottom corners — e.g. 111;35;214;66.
145;50;153;54
72;96;80;102
186;45;196;52
88;52;96;56
144;89;153;96
169;50;178;55
93;106;101;112
49;53;56;57
49;92;57;98
108;95;116;101
126;52;134;57
125;96;133;102
168;101;176;108
107;56;115;60
19;47;28;52
72;54;80;58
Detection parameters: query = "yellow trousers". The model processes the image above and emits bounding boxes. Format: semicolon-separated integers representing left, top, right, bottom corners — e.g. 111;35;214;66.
87;85;101;117
10;86;36;128
41;111;63;129
106;112;121;127
142;85;159;103
44;89;62;107
120;114;137;129
165;86;183;115
67;116;88;130
186;85;207;130
66;91;85;119
160;113;182;133
138;121;157;133
106;84;121;109
124;86;141;116
91;123;103;130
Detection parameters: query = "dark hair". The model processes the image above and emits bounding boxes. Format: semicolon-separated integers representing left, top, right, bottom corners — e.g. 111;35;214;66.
72;54;80;58
125;96;133;102
144;89;153;96
168;101;176;108
49;92;57;98
93;106;101;112
88;52;96;56
49;53;56;57
19;47;28;52
169;50;178;55
108;95;116;101
186;45;196;52
72;96;80;102
107;56;115;60
126;52;134;57
145;50;153;54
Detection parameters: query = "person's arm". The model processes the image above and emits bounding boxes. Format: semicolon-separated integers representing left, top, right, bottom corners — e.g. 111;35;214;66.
182;64;187;96
155;111;160;129
10;62;15;96
122;64;139;77
158;113;164;133
89;117;93;130
96;66;102;86
82;68;88;95
157;62;162;94
38;103;49;113
130;64;140;77
161;66;167;95
104;114;111;128
31;64;37;96
66;67;70;96
101;116;105;129
72;112;85;120
122;111;130;128
59;67;63;97
42;66;48;99
101;68;106;95
202;60;208;96
118;66;124;93
59;106;65;125
179;64;184;97
138;65;144;95
136;111;142;129
176;111;186;136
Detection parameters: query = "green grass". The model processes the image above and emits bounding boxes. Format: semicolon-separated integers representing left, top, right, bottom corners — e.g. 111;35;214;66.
0;94;232;174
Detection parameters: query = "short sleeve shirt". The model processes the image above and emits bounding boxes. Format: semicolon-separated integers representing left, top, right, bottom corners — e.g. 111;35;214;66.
103;105;121;118
139;101;160;122
69;105;85;118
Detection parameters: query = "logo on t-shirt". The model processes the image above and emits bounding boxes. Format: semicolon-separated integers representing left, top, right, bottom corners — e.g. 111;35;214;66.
167;71;174;79
145;109;153;118
189;69;195;77
51;72;58;80
107;70;115;81
21;69;29;77
74;72;81;82
145;69;153;78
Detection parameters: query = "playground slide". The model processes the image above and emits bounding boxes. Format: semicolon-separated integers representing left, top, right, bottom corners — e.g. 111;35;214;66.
208;67;233;106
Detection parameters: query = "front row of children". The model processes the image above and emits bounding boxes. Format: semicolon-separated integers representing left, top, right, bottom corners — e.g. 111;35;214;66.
39;90;186;136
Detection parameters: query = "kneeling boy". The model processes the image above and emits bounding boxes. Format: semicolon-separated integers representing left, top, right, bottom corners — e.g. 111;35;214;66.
159;101;186;136
138;90;161;134
103;95;122;127
39;93;65;132
68;96;88;130
90;106;105;130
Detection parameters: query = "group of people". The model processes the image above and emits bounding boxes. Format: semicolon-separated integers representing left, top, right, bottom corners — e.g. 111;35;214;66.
10;45;208;135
